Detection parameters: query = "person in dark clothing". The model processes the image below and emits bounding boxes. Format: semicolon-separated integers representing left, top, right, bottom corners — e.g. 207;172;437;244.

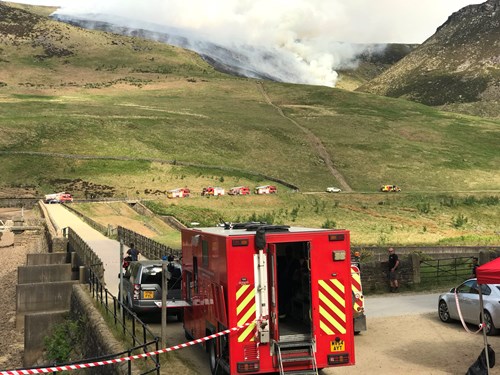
388;247;400;292
471;257;479;278
127;243;140;261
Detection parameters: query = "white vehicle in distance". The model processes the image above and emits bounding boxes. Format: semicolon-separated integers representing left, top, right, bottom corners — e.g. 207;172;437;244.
326;187;342;193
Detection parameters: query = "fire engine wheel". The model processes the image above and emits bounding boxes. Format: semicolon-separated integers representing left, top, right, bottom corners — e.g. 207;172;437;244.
207;338;219;375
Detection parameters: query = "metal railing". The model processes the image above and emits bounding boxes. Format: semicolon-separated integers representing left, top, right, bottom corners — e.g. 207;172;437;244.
118;226;181;260
68;227;161;374
88;267;160;375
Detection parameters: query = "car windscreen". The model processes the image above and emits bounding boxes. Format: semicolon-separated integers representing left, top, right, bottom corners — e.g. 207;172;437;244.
141;266;163;285
168;263;182;290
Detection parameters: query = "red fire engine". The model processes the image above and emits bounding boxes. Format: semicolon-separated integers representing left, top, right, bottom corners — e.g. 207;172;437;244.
181;223;355;374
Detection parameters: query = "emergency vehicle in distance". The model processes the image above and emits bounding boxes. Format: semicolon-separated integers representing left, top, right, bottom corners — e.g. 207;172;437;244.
181;223;355;374
228;186;251;195
202;187;225;196
380;184;401;192
167;188;190;198
44;192;73;203
254;185;277;194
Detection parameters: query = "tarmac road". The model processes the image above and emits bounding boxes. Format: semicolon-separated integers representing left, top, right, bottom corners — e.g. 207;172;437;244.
44;203;124;296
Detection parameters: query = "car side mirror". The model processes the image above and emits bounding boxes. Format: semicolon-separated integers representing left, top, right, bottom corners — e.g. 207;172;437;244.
450;287;456;293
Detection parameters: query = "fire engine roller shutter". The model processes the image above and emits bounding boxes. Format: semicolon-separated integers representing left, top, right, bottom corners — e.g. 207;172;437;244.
236;284;256;342
351;265;364;313
318;279;347;335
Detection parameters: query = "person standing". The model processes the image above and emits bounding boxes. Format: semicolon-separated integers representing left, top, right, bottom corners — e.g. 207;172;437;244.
127;243;140;261
471;257;479;278
388;247;400;292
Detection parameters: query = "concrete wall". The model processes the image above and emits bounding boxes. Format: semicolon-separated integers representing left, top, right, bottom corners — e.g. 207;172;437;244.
24;311;68;367
18;264;73;284
16;281;79;328
26;252;71;265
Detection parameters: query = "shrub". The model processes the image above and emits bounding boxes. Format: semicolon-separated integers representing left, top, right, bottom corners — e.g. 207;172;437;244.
44;318;84;363
321;218;336;229
417;202;431;214
451;213;468;228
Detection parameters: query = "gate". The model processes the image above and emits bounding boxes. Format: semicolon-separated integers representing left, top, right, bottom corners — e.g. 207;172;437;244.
420;256;475;286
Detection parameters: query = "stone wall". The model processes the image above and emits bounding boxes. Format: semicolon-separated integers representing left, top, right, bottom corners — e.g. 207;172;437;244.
70;285;140;375
356;246;500;293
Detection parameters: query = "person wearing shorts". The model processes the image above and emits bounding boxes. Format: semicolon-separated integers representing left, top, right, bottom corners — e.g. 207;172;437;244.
388;247;400;292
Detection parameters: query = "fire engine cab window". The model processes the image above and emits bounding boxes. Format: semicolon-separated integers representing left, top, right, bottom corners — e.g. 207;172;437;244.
202;240;209;267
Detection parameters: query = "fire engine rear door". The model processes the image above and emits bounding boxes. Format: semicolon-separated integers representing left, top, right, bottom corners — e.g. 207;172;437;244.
267;244;280;342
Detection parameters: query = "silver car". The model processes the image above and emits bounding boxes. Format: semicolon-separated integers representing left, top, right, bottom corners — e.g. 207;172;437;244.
120;260;183;320
438;278;500;335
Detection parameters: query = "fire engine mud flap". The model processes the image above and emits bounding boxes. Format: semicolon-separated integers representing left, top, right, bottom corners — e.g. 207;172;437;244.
354;314;367;334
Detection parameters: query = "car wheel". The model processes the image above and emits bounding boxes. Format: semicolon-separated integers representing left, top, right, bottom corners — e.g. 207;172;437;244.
439;300;452;323
483;310;499;336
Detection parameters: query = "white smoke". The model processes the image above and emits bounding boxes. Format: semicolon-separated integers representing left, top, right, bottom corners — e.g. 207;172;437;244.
9;0;485;86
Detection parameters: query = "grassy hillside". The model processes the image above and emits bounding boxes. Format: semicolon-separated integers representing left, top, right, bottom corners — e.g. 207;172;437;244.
0;3;499;246
72;193;500;247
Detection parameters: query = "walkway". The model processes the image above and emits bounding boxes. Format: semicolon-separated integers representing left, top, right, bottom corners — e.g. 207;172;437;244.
44;203;123;297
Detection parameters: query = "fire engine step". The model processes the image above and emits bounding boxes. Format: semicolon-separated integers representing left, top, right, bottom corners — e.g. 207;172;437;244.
276;340;318;375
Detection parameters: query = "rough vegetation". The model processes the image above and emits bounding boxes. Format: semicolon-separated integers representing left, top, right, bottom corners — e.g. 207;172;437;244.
358;0;500;117
0;3;499;247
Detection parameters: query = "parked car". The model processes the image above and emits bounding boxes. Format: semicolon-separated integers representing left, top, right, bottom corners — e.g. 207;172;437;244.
119;260;183;320
326;187;341;193
438;278;500;335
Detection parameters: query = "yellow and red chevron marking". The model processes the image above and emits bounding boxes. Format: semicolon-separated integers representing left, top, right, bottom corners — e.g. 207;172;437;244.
351;265;364;311
318;279;347;335
236;284;256;342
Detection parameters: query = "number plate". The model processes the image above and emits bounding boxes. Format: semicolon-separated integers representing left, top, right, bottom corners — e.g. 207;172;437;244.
143;291;154;299
330;340;345;352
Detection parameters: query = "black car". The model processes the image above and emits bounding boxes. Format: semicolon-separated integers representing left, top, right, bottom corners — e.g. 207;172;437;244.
119;260;183;320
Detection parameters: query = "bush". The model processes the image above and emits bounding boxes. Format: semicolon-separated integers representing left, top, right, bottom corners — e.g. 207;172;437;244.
417;202;431;214
321;218;336;229
44;318;84;363
451;213;468;228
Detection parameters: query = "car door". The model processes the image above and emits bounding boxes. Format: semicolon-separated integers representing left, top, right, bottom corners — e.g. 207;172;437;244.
455;280;480;323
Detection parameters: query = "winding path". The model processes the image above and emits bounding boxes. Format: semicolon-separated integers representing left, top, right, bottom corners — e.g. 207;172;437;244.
257;82;353;192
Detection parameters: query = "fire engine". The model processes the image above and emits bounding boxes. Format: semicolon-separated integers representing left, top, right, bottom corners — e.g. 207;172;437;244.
350;252;366;334
254;185;277;195
228;186;251;195
202;187;225;196
167;188;190;198
181;223;355;374
44;192;73;203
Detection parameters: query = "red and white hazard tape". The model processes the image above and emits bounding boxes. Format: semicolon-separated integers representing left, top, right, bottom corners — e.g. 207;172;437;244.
0;323;249;375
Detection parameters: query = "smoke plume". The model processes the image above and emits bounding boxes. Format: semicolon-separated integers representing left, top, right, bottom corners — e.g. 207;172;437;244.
46;0;483;87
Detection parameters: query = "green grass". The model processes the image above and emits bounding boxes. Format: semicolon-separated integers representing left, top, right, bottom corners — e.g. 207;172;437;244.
0;3;499;246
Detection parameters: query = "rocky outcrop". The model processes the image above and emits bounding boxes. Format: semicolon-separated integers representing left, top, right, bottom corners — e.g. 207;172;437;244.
358;0;500;116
